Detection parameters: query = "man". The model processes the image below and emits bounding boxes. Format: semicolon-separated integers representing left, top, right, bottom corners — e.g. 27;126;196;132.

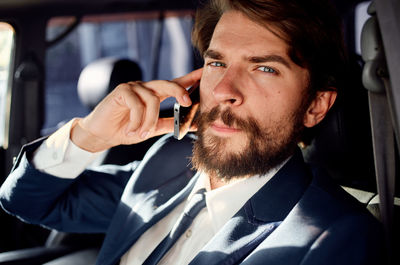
0;0;384;264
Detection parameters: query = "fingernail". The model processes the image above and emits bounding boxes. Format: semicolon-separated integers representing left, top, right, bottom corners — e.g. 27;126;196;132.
183;94;190;104
140;131;149;139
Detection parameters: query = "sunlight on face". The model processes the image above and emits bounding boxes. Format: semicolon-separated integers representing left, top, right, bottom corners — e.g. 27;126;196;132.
192;11;311;180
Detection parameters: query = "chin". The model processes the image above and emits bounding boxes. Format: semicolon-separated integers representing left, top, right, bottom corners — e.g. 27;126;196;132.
205;129;249;154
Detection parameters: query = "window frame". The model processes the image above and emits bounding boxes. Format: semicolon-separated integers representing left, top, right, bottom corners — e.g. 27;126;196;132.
0;21;16;149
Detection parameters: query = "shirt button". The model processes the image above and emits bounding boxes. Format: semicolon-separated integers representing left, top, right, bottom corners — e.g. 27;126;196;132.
52;152;58;160
185;229;192;238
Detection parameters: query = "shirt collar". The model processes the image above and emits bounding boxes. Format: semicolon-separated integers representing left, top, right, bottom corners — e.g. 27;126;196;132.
189;156;291;232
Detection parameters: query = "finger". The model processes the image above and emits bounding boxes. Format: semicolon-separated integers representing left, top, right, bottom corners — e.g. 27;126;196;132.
151;117;197;139
189;123;198;132
153;117;175;136
144;68;203;107
116;84;145;134
143;80;192;107
130;85;161;138
172;68;203;88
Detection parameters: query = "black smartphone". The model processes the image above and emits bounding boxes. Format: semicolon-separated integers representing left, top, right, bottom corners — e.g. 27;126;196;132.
173;83;200;140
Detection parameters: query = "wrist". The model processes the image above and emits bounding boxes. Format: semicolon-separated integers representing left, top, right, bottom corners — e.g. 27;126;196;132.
70;118;110;153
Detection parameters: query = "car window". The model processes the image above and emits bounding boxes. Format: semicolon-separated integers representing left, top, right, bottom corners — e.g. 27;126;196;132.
355;1;371;54
43;12;194;134
0;22;15;149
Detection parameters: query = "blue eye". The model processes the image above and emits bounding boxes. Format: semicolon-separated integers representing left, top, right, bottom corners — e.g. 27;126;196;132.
258;66;276;74
210;61;225;67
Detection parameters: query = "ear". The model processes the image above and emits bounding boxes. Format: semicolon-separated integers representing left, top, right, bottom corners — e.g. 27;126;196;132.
303;89;337;128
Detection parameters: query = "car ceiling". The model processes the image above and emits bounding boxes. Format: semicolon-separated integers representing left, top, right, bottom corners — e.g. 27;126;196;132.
0;0;367;18
0;0;199;18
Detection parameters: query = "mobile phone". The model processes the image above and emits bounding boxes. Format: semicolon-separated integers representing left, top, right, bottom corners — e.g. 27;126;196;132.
174;83;200;140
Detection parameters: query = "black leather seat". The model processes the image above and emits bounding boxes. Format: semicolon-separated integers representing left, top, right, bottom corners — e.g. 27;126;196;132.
302;55;376;192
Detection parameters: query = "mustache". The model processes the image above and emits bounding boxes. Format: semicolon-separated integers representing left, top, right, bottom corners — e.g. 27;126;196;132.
194;106;263;137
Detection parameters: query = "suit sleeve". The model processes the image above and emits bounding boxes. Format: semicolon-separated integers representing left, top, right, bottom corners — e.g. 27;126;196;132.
299;214;386;265
0;139;138;233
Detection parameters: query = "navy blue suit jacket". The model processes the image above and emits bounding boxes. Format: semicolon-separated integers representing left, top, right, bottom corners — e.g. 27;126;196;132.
0;134;384;265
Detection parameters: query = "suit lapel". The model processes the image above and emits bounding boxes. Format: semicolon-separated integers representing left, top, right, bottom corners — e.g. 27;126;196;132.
190;150;312;265
96;171;200;265
97;149;311;265
190;204;281;265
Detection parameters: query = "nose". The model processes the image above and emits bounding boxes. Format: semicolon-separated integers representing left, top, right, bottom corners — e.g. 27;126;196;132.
212;71;244;106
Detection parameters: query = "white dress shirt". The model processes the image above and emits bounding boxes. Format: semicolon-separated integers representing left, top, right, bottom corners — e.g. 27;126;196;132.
32;119;288;264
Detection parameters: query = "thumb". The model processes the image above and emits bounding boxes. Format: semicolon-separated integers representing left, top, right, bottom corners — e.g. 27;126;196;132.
151;117;175;137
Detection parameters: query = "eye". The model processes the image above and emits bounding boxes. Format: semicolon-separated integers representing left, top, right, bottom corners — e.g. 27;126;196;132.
209;61;226;67
257;66;277;74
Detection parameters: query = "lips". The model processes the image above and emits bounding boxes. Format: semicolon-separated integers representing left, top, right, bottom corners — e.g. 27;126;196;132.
210;121;241;134
196;106;250;136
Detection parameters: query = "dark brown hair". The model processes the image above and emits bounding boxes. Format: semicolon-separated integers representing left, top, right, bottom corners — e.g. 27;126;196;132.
192;0;348;98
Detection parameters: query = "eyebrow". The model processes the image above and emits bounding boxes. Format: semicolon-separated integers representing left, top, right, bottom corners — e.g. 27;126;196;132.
204;49;224;60
248;55;291;69
204;49;291;69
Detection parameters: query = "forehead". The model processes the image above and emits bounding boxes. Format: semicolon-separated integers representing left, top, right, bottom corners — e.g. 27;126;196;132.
208;10;290;58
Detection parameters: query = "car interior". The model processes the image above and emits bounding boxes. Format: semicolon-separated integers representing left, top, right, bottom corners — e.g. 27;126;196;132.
0;0;398;264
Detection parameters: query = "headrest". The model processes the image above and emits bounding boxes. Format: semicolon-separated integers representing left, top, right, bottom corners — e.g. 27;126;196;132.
77;57;142;109
301;57;376;192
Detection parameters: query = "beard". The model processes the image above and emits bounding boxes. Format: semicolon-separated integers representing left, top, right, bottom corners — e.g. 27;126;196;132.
191;105;306;180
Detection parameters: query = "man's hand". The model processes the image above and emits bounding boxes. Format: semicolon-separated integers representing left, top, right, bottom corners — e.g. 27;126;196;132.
70;68;202;153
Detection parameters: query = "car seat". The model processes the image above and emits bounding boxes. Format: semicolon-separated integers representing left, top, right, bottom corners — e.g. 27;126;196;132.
0;57;158;264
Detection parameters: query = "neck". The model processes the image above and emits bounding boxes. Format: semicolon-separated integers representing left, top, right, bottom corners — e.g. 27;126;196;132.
209;173;250;190
209;176;227;190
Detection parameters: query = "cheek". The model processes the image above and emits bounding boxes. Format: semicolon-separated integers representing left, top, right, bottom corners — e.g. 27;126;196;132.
199;87;214;114
247;91;299;125
199;73;218;110
202;66;219;86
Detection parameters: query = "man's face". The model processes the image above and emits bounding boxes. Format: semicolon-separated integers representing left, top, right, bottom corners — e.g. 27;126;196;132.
192;11;311;180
